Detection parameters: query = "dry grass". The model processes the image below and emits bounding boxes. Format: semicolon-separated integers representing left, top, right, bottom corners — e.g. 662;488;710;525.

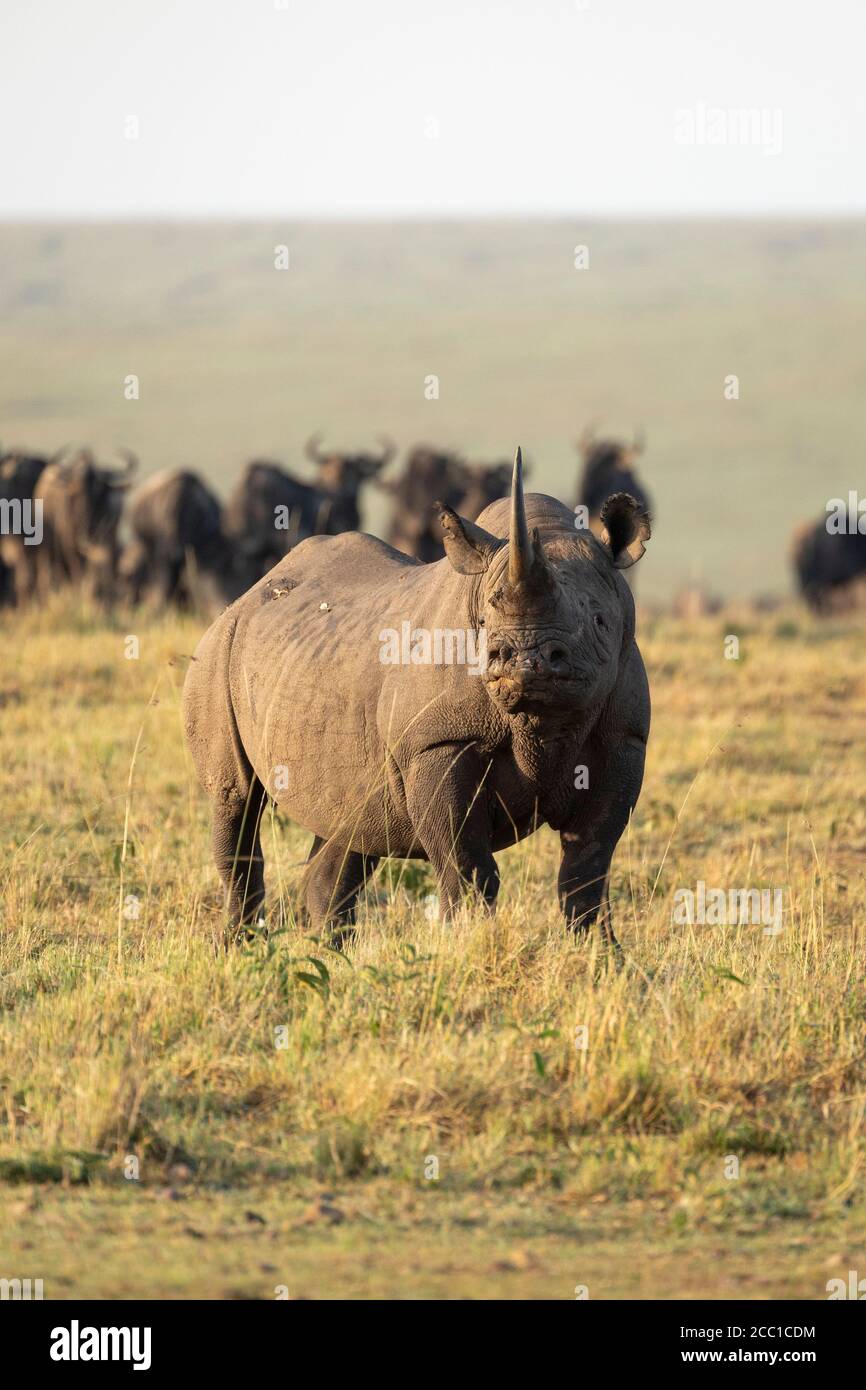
1;596;865;1298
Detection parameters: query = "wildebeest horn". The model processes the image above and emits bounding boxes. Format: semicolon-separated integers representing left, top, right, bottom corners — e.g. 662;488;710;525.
51;442;84;468
507;446;534;587
305;432;328;464
112;446;138;480
576;423;597;456
375;435;395;466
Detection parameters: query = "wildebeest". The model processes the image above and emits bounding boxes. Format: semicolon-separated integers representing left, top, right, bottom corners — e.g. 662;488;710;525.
34;445;137;599
384;446;469;562
183;450;651;948
459;461;520;525
120;469;237;607
304;432;395;526
223;442;390;583
0;449;48;604
791;506;866;610
575;427;652;537
384;450;514;563
222;461;352;581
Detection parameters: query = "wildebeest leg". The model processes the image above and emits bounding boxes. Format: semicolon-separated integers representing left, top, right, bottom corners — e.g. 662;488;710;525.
152;554;183;606
211;779;267;935
558;739;646;949
35;537;56;601
304;837;379;933
11;545;37;605
405;748;499;917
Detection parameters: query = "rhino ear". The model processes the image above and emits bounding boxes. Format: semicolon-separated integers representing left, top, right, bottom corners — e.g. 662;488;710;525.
436;504;500;575
599;492;652;570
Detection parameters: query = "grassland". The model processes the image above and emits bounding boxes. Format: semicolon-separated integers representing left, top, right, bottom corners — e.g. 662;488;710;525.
1;597;864;1299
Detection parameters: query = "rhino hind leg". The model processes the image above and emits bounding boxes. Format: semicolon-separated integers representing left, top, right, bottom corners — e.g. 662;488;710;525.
211;780;268;936
303;836;379;934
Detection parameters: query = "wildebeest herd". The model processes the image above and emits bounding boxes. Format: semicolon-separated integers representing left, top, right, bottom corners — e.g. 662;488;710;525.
0;435;517;609
0;431;862;609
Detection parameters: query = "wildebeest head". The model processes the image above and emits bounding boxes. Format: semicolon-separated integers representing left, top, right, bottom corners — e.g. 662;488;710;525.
577;425;650;525
305;432;396;495
791;511;866;610
385;446;470;544
578;423;645;464
438;448;650;716
0;449;48;500
54;444;138;537
457;461;515;522
53;445;137;595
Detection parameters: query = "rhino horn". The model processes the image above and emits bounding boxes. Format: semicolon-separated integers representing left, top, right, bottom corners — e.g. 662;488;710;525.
507;446;535;587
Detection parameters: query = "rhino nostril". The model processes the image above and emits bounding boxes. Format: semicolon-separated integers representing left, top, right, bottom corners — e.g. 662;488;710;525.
548;646;567;666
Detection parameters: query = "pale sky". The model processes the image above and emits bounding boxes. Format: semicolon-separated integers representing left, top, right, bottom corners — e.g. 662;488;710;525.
1;0;863;217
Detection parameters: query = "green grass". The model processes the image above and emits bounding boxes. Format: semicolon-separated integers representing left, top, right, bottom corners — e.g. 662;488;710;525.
1;597;865;1297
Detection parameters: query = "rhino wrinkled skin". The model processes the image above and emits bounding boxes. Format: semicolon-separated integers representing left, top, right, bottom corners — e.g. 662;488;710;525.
183;451;651;948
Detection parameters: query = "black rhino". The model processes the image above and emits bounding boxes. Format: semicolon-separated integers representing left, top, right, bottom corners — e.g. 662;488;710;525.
183;450;651;949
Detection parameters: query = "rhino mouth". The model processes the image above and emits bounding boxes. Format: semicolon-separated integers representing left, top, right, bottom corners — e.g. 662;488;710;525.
486;670;591;713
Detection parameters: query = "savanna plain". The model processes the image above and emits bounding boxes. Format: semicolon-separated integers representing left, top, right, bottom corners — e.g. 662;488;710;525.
1;597;864;1299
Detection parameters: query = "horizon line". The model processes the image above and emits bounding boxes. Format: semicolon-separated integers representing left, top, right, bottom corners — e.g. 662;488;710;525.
1;208;865;224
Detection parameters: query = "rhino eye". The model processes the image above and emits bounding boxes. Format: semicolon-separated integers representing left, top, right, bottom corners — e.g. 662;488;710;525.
594;613;606;630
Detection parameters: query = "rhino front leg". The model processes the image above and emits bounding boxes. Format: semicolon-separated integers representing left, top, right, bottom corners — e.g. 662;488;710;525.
558;738;646;948
557;839;619;949
405;747;499;918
